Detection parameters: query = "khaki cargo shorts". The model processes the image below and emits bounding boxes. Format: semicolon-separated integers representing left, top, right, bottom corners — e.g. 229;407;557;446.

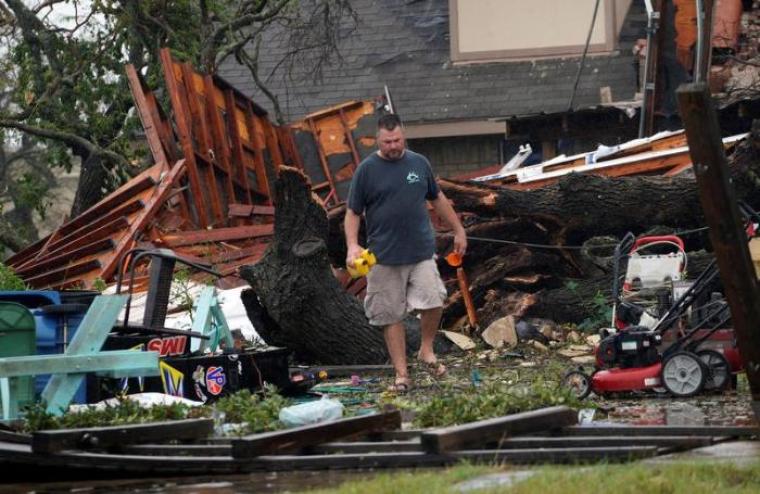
364;258;448;326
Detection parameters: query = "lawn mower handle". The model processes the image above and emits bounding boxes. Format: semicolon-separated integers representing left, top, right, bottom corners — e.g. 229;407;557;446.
630;235;685;252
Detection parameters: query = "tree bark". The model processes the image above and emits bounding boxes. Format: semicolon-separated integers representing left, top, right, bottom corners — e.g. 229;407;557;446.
238;167;388;364
70;150;109;217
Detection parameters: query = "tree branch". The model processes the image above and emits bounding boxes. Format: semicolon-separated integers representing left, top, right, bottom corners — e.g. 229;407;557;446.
0;118;130;169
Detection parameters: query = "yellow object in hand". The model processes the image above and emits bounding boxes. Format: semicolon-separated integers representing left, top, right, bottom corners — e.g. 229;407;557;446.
347;249;377;278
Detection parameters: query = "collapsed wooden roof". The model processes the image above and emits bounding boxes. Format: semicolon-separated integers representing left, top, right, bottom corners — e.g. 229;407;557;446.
7;48;379;290
456;129;747;188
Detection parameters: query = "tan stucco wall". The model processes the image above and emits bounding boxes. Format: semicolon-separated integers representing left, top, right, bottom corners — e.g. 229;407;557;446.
455;0;609;53
451;0;632;61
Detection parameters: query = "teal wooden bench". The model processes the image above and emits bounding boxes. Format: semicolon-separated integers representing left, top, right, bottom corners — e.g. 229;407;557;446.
192;286;234;353
0;295;160;420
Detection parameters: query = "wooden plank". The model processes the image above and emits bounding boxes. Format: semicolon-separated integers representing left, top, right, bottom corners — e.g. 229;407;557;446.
55;174;155;237
43;200;142;255
24;259;102;288
16;238;114;278
0;430;30;445
0;350;158;378
203;75;236;217
179;63;213;163
420;406;577;453
27;228;62;265
161;224;273;247
262;120;285;169
312;440;421;454
366;429;424;441
228;203;254;217
32;419;213;454
160;48;208;228
231;410;402;458
225;90;253;205
126;64;168;165
39;295;130;412
678;82;760;422
100;160;188;282
558;425;759;437
122;443;230;456
338;108;360;170
306;117;338;207
244;104;272;202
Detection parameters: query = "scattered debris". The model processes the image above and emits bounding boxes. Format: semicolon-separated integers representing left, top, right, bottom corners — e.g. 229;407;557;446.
481;316;518;348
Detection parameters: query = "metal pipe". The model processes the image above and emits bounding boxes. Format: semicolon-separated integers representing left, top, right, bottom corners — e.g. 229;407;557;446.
695;0;705;83
639;0;657;138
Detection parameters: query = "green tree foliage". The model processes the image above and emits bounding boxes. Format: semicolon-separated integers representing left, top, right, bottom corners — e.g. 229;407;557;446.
0;0;356;252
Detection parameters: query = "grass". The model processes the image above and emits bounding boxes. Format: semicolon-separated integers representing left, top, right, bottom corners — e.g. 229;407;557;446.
303;461;760;494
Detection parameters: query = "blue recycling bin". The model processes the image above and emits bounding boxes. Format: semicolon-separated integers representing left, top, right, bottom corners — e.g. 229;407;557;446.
0;291;94;404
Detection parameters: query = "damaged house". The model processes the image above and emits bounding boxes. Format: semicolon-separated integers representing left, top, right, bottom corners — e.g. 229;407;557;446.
219;0;760;174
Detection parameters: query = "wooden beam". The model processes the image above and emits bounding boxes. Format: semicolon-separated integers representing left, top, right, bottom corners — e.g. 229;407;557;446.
123;443;231;456
678;82;760;423
100;159;188;282
338;107;361;170
32;419;213;454
231;410;401;457
126;64;168;165
56;175;154;237
21;214;126;278
420;406;577;453
160;48;208;228
306;117;338;207
244;104;272;202
25;259;102;289
15;238;114;277
224;90;253;205
312;440;421;454
202;74;233;224
161;224;273;247
43;200;143;254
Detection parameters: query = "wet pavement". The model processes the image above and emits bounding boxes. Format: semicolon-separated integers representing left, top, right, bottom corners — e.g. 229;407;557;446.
0;470;386;494
597;392;757;426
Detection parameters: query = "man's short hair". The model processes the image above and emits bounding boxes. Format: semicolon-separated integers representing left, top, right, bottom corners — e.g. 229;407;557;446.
377;113;402;132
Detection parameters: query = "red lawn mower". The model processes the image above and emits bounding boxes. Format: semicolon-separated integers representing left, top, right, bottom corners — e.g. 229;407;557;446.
561;205;758;399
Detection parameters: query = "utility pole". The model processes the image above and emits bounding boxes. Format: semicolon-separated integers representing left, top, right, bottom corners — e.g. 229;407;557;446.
677;82;760;425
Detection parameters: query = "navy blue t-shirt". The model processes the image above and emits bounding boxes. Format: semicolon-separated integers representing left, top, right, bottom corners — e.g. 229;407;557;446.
347;150;440;265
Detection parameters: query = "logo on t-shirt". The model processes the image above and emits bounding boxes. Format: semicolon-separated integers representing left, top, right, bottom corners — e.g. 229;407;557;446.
406;171;420;184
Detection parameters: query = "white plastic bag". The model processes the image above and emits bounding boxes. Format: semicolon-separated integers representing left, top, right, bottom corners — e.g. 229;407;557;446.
279;397;344;427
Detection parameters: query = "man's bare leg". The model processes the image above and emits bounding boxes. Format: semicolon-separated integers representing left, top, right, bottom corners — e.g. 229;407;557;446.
418;307;445;375
384;321;408;384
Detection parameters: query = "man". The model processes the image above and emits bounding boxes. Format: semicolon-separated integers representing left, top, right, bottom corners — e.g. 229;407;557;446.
344;114;467;392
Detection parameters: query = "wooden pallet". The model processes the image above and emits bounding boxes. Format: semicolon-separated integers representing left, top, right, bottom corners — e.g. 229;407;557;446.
2;407;755;480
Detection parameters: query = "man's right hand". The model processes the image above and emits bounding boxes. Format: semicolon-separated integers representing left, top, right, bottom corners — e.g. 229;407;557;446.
346;244;365;268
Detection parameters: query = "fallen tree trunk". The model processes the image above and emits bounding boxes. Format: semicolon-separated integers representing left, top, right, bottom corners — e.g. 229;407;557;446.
239;167;444;364
239;167;387;364
437;133;760;242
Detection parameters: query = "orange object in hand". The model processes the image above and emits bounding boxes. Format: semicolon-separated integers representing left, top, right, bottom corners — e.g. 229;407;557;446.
444;251;477;328
445;251;463;267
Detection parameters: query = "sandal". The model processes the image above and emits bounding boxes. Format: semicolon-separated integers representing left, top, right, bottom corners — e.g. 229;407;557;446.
387;378;412;394
417;359;447;378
